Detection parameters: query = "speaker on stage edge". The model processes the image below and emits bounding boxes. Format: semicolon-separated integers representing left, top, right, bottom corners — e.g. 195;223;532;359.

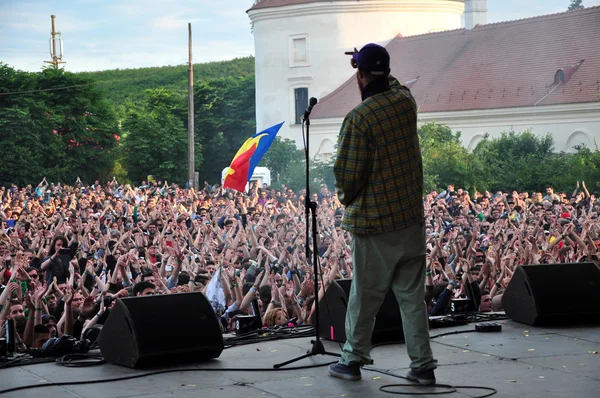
502;262;600;326
317;278;405;344
99;292;224;368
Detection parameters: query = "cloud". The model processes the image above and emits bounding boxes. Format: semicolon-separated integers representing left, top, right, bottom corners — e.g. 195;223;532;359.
153;16;187;31
81;42;98;49
1;34;253;73
3;10;99;34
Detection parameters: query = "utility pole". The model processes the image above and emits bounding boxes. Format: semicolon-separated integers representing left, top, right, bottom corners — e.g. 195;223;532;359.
44;15;65;69
187;23;196;190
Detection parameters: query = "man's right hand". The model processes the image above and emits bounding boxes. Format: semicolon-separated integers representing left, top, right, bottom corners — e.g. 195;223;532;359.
64;288;74;307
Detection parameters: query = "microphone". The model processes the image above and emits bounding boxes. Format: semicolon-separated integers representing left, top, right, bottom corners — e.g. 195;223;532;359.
303;97;318;120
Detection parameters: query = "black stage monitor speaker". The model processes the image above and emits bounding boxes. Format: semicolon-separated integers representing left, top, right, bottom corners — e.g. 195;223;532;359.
502;262;600;326
99;292;224;368
318;279;404;344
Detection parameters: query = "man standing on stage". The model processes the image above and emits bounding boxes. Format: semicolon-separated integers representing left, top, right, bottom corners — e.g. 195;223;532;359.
328;43;438;384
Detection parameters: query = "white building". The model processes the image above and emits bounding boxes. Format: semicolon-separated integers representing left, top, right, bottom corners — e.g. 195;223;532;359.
247;1;600;159
247;0;466;147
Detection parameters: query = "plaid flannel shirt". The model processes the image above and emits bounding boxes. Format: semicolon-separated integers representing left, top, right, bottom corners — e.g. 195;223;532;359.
334;76;424;234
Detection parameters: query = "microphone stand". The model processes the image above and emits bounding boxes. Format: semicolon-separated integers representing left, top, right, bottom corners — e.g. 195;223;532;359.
273;105;340;368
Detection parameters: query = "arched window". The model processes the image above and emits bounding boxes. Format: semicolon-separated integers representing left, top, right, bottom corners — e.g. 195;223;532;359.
315;139;335;161
467;134;485;152
565;130;593;153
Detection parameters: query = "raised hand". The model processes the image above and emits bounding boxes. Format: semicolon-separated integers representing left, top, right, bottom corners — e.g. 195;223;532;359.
299;278;314;298
86;261;95;276
98;298;106;315
285;282;296;303
254;270;264;285
24;291;35;310
7;281;19;296
64;287;74;306
32;281;48;303
271;281;281;302
226;265;235;281
81;296;97;318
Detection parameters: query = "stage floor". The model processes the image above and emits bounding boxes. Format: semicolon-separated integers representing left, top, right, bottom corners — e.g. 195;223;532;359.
1;320;599;398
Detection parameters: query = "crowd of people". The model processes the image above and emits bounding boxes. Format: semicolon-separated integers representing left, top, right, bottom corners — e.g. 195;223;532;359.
0;177;595;352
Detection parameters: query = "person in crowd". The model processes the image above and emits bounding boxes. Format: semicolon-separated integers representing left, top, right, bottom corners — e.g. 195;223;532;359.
134;281;156;296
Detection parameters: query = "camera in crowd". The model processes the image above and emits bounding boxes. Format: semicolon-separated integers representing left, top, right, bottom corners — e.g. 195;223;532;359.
29;335;92;358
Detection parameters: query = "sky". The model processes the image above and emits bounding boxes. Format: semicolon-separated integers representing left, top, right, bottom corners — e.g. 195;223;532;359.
1;0;599;72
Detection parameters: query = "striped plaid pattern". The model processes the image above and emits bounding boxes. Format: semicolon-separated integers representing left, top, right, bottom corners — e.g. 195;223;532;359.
334;77;424;234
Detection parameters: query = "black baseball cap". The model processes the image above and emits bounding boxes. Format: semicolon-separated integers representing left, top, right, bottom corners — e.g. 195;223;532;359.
347;43;390;76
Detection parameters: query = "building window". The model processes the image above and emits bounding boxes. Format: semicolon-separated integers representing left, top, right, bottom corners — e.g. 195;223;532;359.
293;38;307;62
289;34;309;67
316;138;335;162
294;87;308;125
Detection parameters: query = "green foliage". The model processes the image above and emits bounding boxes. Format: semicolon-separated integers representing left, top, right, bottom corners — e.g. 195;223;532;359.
260;137;336;192
0;63;119;186
419;126;600;194
194;75;256;182
471;130;556;192
121;88;200;184
79;57;255;105
568;0;584;10
419;123;483;192
311;159;336;192
416;123;600;195
559;145;600;192
262;137;303;181
271;158;330;193
79;57;256;184
0;57;256;186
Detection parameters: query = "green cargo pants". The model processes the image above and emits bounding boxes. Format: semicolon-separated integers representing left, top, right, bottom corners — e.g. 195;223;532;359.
340;223;437;372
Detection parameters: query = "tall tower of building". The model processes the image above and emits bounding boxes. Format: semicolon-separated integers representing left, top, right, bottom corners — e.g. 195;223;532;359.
247;0;466;144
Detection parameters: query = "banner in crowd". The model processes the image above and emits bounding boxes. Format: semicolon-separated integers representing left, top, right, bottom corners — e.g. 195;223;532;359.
206;267;227;314
223;122;284;192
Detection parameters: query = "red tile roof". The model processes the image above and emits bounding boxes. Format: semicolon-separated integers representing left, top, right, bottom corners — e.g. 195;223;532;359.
248;0;464;12
312;6;600;119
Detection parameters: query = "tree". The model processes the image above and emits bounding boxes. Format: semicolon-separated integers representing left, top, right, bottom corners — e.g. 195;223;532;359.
568;0;584;10
311;159;336;192
260;137;338;191
471;130;557;192
418;122;483;192
0;64;119;186
121;88;200;184
78;56;254;105
261;137;303;181
194;76;256;182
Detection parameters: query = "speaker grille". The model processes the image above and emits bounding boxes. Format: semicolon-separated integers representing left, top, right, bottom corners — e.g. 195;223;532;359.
122;293;220;355
503;262;600;326
524;263;600;316
319;279;404;343
100;292;224;368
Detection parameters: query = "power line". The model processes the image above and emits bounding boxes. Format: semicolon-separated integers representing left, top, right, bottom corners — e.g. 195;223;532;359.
0;83;97;96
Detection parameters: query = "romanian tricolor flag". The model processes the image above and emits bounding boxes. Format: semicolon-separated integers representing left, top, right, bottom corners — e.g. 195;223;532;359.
223;122;284;192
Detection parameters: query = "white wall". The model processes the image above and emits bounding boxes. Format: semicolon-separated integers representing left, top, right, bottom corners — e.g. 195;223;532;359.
249;0;464;144
420;103;600;153
309;102;600;158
